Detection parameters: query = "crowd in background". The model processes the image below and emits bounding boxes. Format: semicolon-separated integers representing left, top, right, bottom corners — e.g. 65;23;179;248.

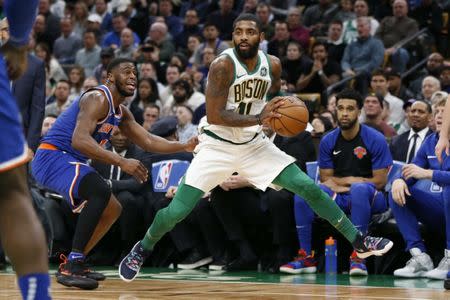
1;0;450;278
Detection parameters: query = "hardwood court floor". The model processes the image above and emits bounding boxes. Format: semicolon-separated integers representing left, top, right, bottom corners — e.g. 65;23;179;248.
1;267;449;299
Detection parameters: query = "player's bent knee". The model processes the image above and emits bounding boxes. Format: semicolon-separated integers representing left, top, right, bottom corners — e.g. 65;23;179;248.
78;172;112;205
350;182;372;194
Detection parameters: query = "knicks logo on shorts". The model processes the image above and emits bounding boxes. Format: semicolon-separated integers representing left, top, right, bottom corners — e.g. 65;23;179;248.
155;161;173;190
353;146;367;159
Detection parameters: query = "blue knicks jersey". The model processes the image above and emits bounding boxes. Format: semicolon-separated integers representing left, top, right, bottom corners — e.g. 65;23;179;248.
42;85;122;162
319;124;393;177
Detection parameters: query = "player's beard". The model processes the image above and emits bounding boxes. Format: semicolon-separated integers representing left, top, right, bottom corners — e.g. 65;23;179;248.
116;81;135;97
235;42;259;59
337;117;357;130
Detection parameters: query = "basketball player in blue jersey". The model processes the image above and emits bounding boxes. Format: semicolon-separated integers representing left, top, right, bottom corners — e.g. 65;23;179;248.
280;89;392;276
0;0;52;299
119;13;393;282
31;57;198;290
390;98;450;281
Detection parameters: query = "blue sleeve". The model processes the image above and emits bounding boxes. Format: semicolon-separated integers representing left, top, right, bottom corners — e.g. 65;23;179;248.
4;0;39;47
364;127;392;170
341;45;351;71
404;135;433;185
318;131;336;169
432;171;450;186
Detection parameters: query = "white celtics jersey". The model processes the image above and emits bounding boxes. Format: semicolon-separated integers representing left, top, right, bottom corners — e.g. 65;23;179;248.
201;48;272;144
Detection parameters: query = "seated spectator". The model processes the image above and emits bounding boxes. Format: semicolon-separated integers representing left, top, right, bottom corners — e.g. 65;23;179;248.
32;14;54;51
192;22;229;67
362;93;397;139
159;64;182;105
419;76;441;103
281;89;391;276
310;115;334;138
341;0;379;44
196;47;215;87
75;30;101;77
81;77;99;93
325;20;346;63
297;42;341;94
162;79;205;117
114;28;137;59
41;115;57;137
94;0;113;34
302;0;338;36
341;17;384;96
286;7;310;51
91;128;151;264
145;21;175;64
267;21;291;59
408;52;444;95
53;17;82;65
256;2;275;42
411;0;443;49
72;1;89;38
155;0;183;38
34;42;67;96
176;105;198;143
206;0;239;41
387;70;415;102
121;0;151;43
186;34;202;65
440;65;450;93
389;98;450;280
174;9;202;52
45;80;71;117
390;100;433;162
335;0;356;22
142;104;160;131
282;41;312;93
130;78;161;125
375;0;419;73
67;65;86;100
370;69;405;130
102;14;140;49
94;47;115;84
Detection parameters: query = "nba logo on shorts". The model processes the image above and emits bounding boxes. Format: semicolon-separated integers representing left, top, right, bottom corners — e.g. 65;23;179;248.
155;161;173;189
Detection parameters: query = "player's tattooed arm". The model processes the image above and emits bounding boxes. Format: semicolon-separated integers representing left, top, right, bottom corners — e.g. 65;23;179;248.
206;56;261;127
268;55;282;97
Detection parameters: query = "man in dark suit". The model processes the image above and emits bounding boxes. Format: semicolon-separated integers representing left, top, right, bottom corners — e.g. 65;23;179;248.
91;128;151;262
1;17;46;152
12;54;46;152
390;100;433;163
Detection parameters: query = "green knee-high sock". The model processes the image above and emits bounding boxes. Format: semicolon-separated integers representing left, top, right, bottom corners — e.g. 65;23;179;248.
273;163;359;243
141;183;204;250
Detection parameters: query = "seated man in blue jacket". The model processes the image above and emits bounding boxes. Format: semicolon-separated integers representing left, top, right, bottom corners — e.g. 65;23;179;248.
390;97;450;280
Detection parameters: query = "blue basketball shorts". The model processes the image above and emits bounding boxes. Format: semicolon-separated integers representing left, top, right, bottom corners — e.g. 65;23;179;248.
32;145;96;213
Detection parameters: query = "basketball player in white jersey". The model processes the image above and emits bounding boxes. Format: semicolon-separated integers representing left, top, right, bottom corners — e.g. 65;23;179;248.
119;13;393;281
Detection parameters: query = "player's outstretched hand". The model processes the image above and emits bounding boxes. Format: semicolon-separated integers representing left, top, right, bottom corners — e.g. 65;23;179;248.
120;158;148;183
259;96;285;125
0;42;28;80
184;136;199;152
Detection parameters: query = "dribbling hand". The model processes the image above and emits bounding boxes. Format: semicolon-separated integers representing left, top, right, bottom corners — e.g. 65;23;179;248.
0;42;28;80
259;96;285;125
119;158;148;183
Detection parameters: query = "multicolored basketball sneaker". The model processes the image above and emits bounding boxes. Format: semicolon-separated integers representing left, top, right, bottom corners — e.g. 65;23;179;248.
279;249;317;274
349;251;368;276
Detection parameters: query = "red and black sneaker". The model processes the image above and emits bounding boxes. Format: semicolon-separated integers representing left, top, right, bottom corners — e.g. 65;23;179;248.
56;255;99;290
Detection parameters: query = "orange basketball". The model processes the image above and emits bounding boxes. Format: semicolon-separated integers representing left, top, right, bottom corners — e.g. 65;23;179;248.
270;96;309;137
